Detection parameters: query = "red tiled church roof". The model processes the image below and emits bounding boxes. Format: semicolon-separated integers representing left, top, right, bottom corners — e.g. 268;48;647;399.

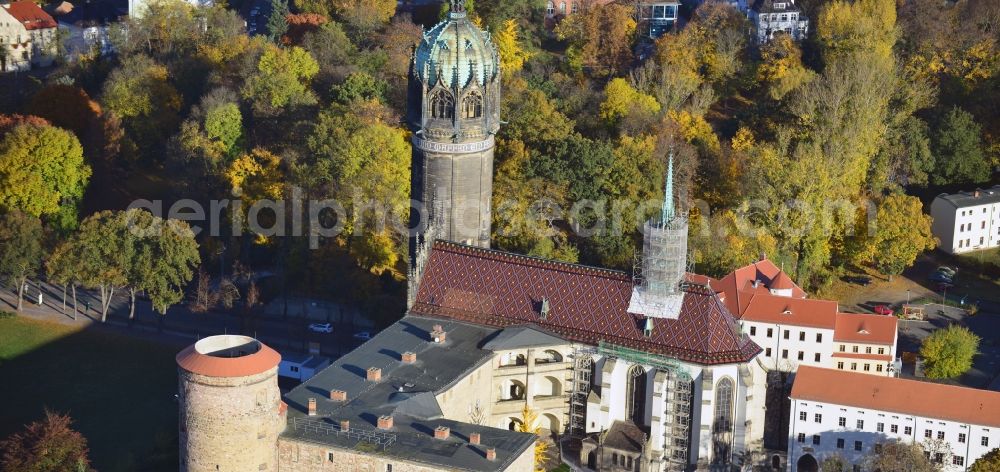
3;2;57;30
410;241;761;365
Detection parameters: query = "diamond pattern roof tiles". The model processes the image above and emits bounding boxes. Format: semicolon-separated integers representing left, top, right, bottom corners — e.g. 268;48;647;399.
411;241;761;365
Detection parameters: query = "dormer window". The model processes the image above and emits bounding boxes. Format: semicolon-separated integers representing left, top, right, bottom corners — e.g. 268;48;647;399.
774;2;786;9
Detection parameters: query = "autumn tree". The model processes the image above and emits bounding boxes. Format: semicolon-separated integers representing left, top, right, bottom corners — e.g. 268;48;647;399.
26;85;103;147
494;18;531;75
0;410;93;472
514;405;550;472
330;0;395;32
865;441;939;472
757;34;814;100
0;211;44;312
100;54;183;160
0;114;49;137
242;44;319;113
932;106;989;185
283;13;328;45
0;123;91;224
555;3;635;77
599;78;661;126
970;448;1000;472
861;194;937;277
921;325;980;379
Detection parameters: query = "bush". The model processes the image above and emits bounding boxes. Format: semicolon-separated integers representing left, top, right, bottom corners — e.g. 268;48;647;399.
920;325;980;379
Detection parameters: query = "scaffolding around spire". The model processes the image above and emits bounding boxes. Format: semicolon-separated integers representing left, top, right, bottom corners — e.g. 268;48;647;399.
660;151;675;228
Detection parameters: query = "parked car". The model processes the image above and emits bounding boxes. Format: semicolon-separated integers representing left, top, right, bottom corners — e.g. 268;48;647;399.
352;331;372;341
845;275;872;286
308;323;333;333
873;305;893;316
928;272;953;283
937;266;957;277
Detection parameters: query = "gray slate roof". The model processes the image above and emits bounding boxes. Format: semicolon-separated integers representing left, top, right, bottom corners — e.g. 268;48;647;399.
481;325;568;350
933;186;1000;209
282;315;536;472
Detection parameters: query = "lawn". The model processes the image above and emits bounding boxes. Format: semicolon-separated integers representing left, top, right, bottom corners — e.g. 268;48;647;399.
0;316;183;471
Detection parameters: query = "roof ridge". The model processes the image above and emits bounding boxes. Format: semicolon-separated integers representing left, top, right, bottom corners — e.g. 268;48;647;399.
432;240;631;280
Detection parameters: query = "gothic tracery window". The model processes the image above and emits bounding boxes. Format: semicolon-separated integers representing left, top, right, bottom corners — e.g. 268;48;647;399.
430;90;454;119
625;364;647;425
712;377;735;464
462;91;483;119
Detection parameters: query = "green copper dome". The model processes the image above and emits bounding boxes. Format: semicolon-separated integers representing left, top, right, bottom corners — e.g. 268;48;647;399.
413;6;499;89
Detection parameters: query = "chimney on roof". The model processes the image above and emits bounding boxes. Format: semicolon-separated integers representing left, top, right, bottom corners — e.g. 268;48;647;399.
367;367;382;381
540;297;550;319
643;317;654;338
330;389;347;402
434;426;450;440
469;432;481;445
339;419;350;432
431;325;447;343
377;415;394;430
486;448;497;461
401;351;417;363
307;398;317;416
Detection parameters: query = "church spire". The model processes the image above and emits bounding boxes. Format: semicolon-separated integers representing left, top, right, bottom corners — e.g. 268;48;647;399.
660;151;675;228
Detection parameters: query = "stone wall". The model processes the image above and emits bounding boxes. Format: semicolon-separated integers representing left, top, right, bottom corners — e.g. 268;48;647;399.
276;437;536;472
178;367;283;472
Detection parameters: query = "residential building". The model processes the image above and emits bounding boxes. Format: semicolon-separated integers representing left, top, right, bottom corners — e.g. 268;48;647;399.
0;1;57;72
707;259;899;377
930;186;1000;254
789;366;1000;472
748;0;809;43
638;1;681;38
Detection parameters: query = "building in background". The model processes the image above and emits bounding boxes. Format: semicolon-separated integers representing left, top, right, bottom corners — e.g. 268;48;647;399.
930;186;1000;255
0;1;58;72
638;1;681;39
788;366;1000;472
748;0;808;43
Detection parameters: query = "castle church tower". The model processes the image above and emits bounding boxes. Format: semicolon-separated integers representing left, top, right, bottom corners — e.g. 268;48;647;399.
407;0;501;249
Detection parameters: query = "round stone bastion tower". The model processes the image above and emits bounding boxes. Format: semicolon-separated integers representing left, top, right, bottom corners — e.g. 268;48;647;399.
176;335;283;472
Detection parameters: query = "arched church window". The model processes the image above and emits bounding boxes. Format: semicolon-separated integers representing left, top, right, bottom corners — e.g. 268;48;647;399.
625;364;647;425
546;1;554;15
462;91;483;119
712;377;735;464
559;2;566;13
430;90;454;119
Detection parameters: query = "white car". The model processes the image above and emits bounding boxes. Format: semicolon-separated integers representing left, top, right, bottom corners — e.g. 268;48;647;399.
308;323;333;333
352;331;371;341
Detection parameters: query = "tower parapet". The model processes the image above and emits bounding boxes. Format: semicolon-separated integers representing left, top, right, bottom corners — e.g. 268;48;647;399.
176;335;282;472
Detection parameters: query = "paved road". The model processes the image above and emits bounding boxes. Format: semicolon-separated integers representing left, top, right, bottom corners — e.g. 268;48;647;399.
0;280;367;359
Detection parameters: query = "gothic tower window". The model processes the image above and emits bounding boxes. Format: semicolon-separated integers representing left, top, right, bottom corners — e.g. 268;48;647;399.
430;90;454;119
712;377;735;464
462;91;483;119
625;364;647;425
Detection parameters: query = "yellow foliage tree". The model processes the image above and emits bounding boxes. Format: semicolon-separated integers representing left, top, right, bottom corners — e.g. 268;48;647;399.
668;109;720;153
515;405;550;472
818;0;896;61
599;78;661;124
494;19;531;75
756;34;815;99
227;148;284;204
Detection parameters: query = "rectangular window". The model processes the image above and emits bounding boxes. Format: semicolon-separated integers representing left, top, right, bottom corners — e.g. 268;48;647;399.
798;351;804;361
767;328;773;338
766;348;772;357
815;353;821;362
954;456;965;466
865;346;872;354
837;362;844;369
876;364;883;372
800;412;807;421
891;424;898;433
864;364;870;371
750;326;756;336
815;414;822;423
905;426;912;435
925;430;932;439
937;431;945;440
934;453;944;464
851;363;857;371
816;333;822;342
853;346;859;353
959;433;966;443
782;350;788;359
387;466;392;472
836;438;844;449
799;332;806;341
812;435;820;445
857;420;864;429
839;344;845;352
798;433;805;443
327;452;335;462
784;330;790;339
982;437;989;447
854;441;862;451
877;423;884;432
878;347;885;354
838;417;846;427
